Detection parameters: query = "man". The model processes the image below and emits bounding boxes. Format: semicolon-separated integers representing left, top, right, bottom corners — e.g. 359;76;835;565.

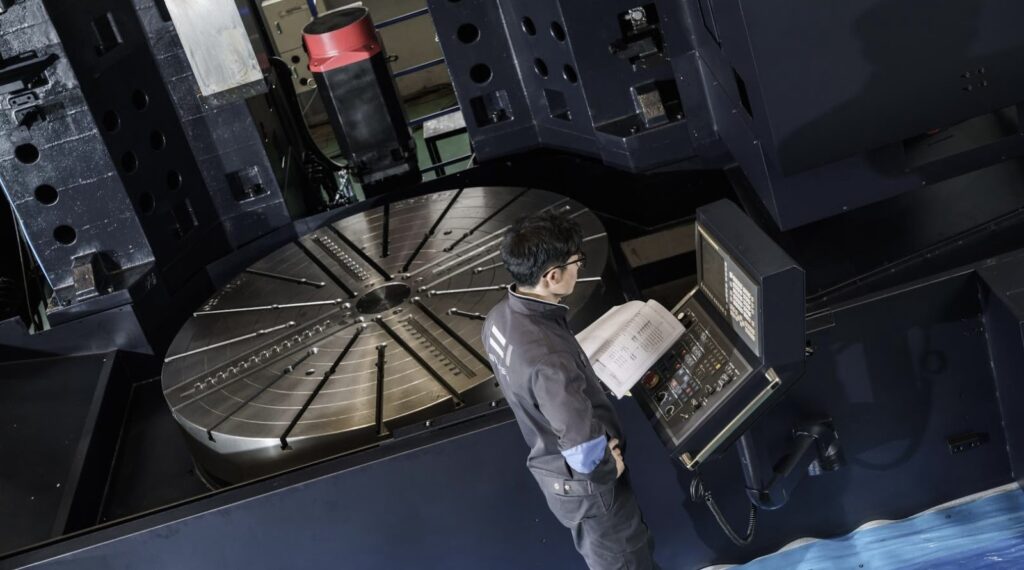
482;211;656;569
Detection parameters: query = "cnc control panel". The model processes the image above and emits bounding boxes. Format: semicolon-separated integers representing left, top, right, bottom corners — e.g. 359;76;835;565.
636;296;754;448
632;200;804;468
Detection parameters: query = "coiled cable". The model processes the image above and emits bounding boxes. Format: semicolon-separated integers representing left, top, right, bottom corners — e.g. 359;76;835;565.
689;472;757;546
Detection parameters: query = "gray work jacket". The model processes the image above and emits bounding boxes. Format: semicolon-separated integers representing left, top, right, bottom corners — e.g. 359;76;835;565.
483;287;623;488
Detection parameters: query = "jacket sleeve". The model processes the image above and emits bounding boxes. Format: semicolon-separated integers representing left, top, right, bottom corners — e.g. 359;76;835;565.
530;351;618;485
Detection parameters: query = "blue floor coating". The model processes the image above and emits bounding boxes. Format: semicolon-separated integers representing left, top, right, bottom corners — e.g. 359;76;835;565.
735;486;1024;569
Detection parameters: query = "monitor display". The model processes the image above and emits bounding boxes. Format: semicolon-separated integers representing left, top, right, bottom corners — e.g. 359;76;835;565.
698;228;760;356
700;232;728;316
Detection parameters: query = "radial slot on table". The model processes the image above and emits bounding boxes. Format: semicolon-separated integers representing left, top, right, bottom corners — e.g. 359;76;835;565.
161;187;611;485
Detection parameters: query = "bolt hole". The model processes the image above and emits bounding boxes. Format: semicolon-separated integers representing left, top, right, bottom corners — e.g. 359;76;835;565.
457;23;479;44
132;89;148;111
563;64;578;84
102;110;120;132
150;130;166;150
139;192;155;214
54;225;76;245
534;58;548;78
34;184;58;205
15;143;39;164
550;21;566;42
521;17;535;36
166;170;182;190
469;63;492;84
121;151;138;173
290;55;301;64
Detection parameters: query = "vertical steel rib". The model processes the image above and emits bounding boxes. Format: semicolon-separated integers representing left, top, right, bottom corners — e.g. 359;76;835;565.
448;308;486;321
381;203;390;258
375;343;387;436
375;316;463;403
245;268;326;288
443;189;529;252
401;188;464;274
404;316;477;378
205;348;317;441
280;325;366;449
413;298;489;367
296;239;357;297
404;198;568;278
326;225;393;280
164;322;296;362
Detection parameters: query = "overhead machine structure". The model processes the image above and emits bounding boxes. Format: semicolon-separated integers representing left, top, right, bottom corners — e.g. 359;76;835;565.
6;1;1024;569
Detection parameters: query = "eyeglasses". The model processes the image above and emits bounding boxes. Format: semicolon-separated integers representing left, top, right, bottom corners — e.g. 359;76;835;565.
548;254;587;273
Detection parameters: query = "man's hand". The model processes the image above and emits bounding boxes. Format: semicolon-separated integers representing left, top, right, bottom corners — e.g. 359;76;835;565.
609;438;625;478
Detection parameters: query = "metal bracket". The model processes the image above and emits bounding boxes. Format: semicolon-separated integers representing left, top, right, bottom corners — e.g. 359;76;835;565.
70;251;118;301
0;51;58;96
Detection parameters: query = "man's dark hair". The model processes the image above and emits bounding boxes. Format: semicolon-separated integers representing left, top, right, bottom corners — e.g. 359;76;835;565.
500;211;583;286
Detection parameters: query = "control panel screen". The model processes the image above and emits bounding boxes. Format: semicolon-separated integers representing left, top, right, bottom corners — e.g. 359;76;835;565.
698;228;760;356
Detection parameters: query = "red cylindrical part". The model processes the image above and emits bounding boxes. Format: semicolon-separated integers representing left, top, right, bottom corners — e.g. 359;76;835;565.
303;7;381;73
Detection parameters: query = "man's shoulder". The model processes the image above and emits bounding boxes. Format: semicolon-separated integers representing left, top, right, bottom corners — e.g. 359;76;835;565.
483;295;509;320
488;320;565;371
482;297;509;336
485;302;546;339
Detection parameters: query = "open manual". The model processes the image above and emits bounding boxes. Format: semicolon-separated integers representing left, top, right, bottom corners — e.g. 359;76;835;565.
576;299;684;399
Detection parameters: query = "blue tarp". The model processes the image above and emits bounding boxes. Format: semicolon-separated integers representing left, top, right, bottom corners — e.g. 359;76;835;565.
737;486;1024;569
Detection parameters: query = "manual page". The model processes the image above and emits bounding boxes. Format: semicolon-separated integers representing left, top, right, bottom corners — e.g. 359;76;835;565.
576;299;684;398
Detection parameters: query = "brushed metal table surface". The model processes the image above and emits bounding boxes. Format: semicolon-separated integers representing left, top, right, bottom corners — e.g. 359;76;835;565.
161;187;609;483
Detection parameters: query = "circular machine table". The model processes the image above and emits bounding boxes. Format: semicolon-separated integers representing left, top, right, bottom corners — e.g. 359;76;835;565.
161;187;611;484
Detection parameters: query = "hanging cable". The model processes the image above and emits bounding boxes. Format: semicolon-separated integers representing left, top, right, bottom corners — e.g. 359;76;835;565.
268;56;350;173
689;471;757;546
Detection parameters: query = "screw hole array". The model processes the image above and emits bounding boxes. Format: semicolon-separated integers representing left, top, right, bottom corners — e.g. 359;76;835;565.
100;87;184;217
521;17;576;86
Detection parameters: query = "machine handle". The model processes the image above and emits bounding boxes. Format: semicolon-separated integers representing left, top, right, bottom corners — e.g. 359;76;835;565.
671;285;700;316
680;368;782;470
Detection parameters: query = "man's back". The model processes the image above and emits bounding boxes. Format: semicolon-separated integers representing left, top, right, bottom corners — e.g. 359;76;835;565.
483;288;622;483
483;209;656;569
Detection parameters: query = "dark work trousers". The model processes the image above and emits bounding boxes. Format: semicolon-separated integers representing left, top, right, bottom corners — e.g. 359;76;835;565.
534;471;657;570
